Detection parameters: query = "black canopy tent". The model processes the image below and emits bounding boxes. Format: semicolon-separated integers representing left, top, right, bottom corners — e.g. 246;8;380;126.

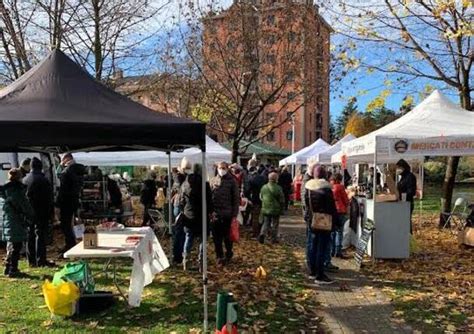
0;49;205;152
0;50;210;330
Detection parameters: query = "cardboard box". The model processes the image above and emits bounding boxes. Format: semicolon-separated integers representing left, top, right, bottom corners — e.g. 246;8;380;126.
83;227;98;249
458;227;474;247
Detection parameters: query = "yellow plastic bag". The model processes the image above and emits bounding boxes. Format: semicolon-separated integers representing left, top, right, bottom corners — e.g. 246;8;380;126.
42;280;80;317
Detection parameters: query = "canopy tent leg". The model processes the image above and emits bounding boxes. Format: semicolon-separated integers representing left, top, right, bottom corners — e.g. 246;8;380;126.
201;151;209;332
372;137;378;258
167;152;173;261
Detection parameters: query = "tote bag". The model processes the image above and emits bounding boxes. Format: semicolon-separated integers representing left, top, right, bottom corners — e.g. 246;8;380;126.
308;190;332;232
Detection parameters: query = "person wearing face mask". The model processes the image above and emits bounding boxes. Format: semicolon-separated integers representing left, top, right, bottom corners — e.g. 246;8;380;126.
395;159;417;233
210;161;239;265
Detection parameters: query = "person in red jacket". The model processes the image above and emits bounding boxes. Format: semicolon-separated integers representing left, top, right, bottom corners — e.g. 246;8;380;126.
330;173;349;258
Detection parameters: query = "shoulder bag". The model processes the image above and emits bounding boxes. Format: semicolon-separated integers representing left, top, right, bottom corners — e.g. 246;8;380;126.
308;190;332;232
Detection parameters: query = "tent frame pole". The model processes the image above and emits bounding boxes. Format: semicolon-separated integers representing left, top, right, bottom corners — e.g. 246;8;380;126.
372;137;377;258
167;152;173;261
201;150;209;332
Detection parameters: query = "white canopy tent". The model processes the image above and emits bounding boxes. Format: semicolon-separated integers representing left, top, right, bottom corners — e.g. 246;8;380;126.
74;136;231;168
341;90;474;163
279;138;330;166
310;133;356;164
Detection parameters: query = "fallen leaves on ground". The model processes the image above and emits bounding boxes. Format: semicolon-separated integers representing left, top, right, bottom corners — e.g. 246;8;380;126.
364;215;473;332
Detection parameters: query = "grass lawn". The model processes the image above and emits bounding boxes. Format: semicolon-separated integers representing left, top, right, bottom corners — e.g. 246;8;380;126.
0;230;320;333
414;183;474;214
363;216;473;333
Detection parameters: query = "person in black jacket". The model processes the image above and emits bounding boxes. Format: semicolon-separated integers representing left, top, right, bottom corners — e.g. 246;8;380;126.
26;158;55;267
304;164;338;284
140;171;158;226
278;167;293;212
245;166;267;237
179;163;212;271
396;159;417;233
56;153;86;253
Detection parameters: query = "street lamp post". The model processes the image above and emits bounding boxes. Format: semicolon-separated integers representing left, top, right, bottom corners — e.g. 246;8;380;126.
290;113;296;177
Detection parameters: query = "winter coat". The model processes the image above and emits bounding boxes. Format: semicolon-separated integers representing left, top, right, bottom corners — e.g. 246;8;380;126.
56;162;86;210
140;179;157;206
246;171;266;206
27;171;54;221
332;183;349;214
210;173;239;219
107;177;123;208
349;197;359;233
278;171;293;195
179;173;212;233
397;170;417;205
260;182;285;216
301;173;313;222
304;178;338;230
1;181;34;242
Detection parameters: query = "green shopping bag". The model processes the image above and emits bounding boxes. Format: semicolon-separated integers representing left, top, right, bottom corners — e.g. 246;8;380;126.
53;261;95;294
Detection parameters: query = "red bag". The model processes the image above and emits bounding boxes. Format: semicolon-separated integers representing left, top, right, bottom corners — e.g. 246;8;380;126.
229;218;240;242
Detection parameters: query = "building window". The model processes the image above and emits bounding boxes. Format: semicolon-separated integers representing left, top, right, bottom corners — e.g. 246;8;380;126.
286;112;293;120
286;73;294;82
251;130;259;139
266;112;276;122
227;40;235;49
266;54;276;64
316;131;322;139
267;131;275;142
287;91;296;101
265;35;276;45
266;75;274;85
289;31;297;42
266;15;276;26
286;130;293;141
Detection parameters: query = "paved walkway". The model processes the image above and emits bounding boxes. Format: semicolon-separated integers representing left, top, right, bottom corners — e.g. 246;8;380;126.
279;215;413;334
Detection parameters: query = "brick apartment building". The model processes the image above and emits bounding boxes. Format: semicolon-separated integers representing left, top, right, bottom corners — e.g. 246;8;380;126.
202;0;332;152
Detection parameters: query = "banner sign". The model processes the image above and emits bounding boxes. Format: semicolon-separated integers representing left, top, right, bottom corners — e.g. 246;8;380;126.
354;218;374;271
389;137;474;157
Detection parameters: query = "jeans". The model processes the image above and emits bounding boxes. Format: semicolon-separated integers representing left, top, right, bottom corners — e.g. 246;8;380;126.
260;215;280;242
212;216;233;260
59;207;77;251
314;231;331;278
5;242;22;274
331;214;346;257
183;227;203;262
172;221;186;263
306;224;317;275
27;218;49;266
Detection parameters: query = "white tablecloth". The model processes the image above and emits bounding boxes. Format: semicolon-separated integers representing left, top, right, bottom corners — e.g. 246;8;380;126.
64;227;169;307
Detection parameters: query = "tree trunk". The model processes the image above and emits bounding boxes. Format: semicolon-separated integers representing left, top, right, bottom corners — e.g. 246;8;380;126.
439;88;471;227
231;139;239;163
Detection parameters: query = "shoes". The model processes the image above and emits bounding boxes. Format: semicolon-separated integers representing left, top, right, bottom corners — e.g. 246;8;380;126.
325;263;339;272
336;253;348;259
315;274;334;285
39;261;56;268
258;235;265;244
3;265;10;276
308;274;317;280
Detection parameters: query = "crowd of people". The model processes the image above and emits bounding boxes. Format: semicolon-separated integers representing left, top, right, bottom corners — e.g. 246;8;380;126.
144;158;292;271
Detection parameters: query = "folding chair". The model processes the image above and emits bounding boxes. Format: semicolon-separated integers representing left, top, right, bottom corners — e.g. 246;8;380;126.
148;208;169;237
442;197;469;233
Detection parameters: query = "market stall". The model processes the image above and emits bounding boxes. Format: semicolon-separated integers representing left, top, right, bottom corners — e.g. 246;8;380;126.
342;90;474;259
73;135;231;169
279;138;330;166
310;133;356;165
0;50;211;329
